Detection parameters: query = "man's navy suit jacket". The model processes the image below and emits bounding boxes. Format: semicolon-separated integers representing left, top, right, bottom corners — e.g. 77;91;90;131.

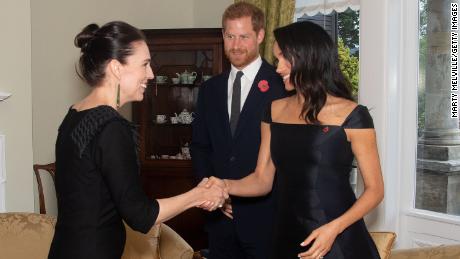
191;59;286;237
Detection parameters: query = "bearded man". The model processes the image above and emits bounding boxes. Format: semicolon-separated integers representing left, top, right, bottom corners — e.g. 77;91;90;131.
191;2;286;258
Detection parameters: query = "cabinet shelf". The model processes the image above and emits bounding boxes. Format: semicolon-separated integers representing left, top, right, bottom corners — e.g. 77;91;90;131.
146;158;192;164
156;83;200;88
151;122;192;127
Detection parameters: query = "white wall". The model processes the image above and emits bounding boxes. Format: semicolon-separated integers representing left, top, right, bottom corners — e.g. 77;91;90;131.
0;0;33;212
194;0;232;28
31;0;231;214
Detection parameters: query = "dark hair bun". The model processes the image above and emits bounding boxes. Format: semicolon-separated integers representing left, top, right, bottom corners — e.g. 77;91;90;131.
74;23;99;50
74;21;145;87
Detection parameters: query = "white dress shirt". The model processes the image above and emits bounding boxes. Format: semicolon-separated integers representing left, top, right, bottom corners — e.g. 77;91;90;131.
227;56;263;119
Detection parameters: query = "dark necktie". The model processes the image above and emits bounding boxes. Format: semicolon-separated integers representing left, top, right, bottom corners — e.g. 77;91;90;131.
230;71;244;136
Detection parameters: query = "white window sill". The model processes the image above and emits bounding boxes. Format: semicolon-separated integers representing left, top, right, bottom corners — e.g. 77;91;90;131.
405;208;460;226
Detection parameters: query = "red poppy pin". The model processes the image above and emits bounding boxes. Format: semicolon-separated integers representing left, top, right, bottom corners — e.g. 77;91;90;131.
322;126;329;133
258;80;269;92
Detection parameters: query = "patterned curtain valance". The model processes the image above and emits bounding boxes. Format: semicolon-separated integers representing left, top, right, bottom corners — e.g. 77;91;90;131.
295;0;359;19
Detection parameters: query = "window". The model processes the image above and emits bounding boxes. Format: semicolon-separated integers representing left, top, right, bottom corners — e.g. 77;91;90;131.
297;9;359;96
297;13;338;43
416;0;460;216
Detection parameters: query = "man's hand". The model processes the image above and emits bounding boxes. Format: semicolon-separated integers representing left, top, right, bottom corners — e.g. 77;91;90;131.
220;198;233;219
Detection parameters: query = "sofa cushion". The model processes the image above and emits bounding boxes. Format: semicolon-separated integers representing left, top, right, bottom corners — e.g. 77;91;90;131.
390;244;460;259
370;231;397;259
159;224;194;259
122;221;161;259
0;212;56;259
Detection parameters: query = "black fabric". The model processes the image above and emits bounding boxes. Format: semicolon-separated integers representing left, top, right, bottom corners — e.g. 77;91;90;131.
191;59;287;258
207;217;245;259
262;102;272;123
342;105;374;129
69;105;119;157
230;71;244;136
265;104;380;259
49;105;159;259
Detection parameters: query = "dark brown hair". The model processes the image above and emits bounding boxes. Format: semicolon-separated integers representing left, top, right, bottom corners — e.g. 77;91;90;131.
222;2;265;33
74;21;146;87
274;21;353;124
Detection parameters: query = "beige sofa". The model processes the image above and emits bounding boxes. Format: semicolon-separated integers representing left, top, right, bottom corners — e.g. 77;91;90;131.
365;232;460;259
0;212;194;259
390;244;460;259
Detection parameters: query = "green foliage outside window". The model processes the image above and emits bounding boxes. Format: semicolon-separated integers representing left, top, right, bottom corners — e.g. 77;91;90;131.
338;9;360;57
337;38;359;97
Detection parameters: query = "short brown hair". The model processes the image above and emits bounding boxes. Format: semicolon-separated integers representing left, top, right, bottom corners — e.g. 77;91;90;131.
222;2;265;33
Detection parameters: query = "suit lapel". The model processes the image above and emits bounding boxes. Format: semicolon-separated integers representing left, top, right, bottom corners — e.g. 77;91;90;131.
216;71;232;141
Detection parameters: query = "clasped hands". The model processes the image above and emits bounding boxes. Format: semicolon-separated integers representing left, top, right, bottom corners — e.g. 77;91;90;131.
196;177;232;217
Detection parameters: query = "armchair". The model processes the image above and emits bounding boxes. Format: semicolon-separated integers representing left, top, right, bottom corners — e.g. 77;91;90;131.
123;221;194;259
370;231;397;259
0;212;194;259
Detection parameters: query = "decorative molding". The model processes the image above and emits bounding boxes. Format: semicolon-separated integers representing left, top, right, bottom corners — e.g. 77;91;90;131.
0;91;12;101
412;238;439;248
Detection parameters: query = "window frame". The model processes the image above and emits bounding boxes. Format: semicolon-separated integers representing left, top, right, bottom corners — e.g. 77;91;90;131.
361;0;460;247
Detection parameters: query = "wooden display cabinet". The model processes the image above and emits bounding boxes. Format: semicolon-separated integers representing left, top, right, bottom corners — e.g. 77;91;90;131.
132;28;229;250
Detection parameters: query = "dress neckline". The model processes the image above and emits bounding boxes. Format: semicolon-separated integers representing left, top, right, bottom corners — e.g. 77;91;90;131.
270;104;362;127
70;105;116;113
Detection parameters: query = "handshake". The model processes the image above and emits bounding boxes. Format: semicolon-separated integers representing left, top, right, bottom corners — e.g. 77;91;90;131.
194;177;233;218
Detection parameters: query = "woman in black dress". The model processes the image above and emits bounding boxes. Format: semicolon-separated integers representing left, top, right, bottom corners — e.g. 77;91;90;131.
48;21;227;259
206;21;384;259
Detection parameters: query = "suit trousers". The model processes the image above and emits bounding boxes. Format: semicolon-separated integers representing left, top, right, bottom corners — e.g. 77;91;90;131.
208;216;270;259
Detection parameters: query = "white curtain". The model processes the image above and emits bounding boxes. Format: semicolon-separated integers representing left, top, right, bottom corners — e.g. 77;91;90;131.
295;0;360;19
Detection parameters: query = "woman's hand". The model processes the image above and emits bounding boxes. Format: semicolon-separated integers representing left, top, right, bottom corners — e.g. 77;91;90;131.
298;221;341;259
204;176;228;189
198;177;233;217
195;177;228;211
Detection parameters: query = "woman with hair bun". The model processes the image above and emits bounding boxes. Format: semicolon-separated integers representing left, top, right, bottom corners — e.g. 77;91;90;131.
48;21;228;259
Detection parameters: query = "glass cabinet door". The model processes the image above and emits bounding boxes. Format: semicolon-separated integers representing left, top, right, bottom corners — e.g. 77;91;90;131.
147;48;217;161
135;28;227;166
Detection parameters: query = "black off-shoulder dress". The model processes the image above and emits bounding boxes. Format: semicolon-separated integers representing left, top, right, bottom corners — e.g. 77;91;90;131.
48;105;159;259
264;103;380;259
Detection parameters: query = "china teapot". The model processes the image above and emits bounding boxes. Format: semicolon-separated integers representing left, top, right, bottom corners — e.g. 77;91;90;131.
176;70;197;84
175;109;194;124
181;142;191;159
